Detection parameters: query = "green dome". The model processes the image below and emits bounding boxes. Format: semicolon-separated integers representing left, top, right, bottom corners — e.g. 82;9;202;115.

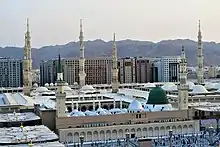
147;87;169;104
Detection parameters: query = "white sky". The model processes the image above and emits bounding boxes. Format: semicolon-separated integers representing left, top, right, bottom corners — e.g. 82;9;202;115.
0;0;219;48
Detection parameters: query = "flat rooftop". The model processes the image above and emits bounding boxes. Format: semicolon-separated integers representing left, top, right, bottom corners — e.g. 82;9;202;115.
0;125;59;145
0;112;40;123
0;141;65;147
0;93;34;107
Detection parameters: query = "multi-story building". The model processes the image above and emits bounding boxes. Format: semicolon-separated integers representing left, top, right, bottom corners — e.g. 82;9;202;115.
119;57;136;83
162;56;180;82
0;57;23;87
153;56;181;82
40;57;112;86
135;57;153;83
118;57;153;84
40;57;155;86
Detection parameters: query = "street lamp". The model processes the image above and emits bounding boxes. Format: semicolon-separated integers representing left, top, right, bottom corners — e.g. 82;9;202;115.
79;135;84;147
168;130;173;147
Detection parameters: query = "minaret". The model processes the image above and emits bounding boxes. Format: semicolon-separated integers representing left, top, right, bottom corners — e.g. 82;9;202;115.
178;46;189;110
79;19;86;88
23;19;32;96
111;33;119;93
197;20;204;84
56;54;66;117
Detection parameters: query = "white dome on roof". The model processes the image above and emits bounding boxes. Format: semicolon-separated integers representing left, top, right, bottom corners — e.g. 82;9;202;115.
186;81;195;89
144;83;156;88
205;82;216;89
64;82;69;86
55;83;57;86
44;83;49;87
49;83;54;86
63;86;72;91
36;87;49;92
81;85;95;91
192;85;208;94
33;83;38;87
161;82;177;91
128;100;144;112
73;82;78;85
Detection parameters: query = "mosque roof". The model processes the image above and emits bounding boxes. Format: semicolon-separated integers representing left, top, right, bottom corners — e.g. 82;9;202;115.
128;100;144;112
81;85;95;91
35;87;49;92
191;85;208;94
204;82;216;89
147;87;168;105
186;81;195;89
143;83;156;88
161;82;177;91
144;104;172;112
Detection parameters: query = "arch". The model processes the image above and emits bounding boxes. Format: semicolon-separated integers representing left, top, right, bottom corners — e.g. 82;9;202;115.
188;124;194;134
74;132;79;143
166;126;170;135
154;127;159;137
81;105;87;112
130;128;135;136
172;126;176;134
183;125;188;134
93;131;98;141
67;106;72;113
143;128;147;137
118;129;123;139
125;128;129;133
103;105;108;110
160;126;165;136
67;132;73;143
87;131;92;141
112;130;118;139
106;130;111;140
137;128;142;137
110;104;114;109
148;127;153;137
100;130;105;140
80;132;86;141
88;105;93;111
177;125;182;134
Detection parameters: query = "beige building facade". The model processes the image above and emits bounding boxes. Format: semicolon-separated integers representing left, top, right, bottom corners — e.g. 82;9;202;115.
59;120;199;143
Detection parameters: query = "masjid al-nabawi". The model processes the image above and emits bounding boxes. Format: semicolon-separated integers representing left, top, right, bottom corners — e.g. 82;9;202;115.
2;19;220;146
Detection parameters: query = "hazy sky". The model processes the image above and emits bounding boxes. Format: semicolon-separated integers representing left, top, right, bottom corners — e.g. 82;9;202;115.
0;0;219;48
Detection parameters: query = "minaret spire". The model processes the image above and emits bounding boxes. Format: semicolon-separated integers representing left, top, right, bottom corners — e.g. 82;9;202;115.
23;18;32;96
79;19;86;88
112;33;119;93
197;20;204;84
56;54;66;117
178;46;189;110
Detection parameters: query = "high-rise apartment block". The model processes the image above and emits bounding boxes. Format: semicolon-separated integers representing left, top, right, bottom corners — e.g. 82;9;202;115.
40;57;113;86
119;57;136;83
40;55;181;85
153;56;181;82
118;57;153;83
0;57;23;87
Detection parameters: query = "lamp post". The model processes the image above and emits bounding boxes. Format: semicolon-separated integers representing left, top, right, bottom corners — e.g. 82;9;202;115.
79;135;84;147
168;130;173;147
